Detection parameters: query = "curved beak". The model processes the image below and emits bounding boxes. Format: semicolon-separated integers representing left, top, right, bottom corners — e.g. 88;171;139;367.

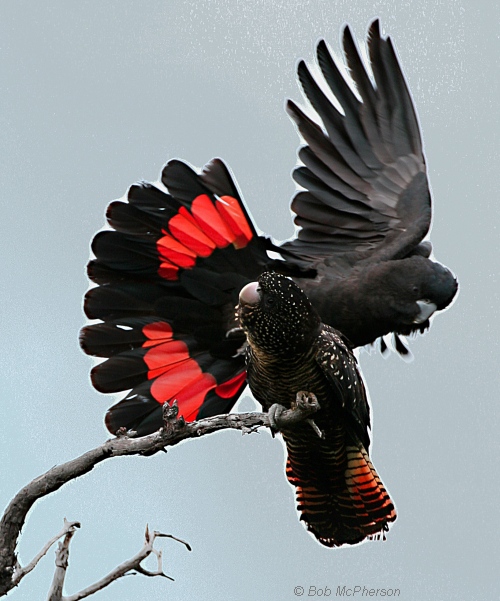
237;281;260;327
413;300;438;324
239;281;260;307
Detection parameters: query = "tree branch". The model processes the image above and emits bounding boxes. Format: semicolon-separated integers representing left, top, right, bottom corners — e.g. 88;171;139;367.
43;523;191;601
46;523;79;601
11;518;81;589
0;410;263;596
0;397;318;597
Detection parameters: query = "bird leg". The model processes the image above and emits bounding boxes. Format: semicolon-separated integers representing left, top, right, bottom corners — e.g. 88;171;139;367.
267;403;286;433
295;391;325;439
268;391;323;438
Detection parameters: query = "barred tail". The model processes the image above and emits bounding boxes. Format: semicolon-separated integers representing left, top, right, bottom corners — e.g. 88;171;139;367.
286;440;396;547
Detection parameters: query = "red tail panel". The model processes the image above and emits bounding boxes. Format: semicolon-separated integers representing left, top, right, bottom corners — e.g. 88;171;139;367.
154;194;254;281
144;340;194;379
157;233;197;269
151;361;216;403
158;260;180;281
214;370;247;398
136;320;246;425
175;374;222;421
82;160;263;436
142;322;174;345
191;194;235;247
216;195;253;248
169;213;216;257
345;446;397;525
142;321;217;408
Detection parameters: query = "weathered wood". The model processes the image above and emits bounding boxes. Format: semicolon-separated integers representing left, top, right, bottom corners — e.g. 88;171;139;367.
0;400;318;597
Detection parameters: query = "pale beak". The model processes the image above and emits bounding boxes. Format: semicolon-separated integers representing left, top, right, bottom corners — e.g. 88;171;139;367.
413;300;437;324
239;281;260;307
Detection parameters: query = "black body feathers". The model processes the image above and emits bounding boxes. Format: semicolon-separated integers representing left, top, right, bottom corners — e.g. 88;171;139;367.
238;272;396;546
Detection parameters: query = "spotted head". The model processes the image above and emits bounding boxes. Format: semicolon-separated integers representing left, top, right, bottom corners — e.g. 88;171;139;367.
238;271;321;356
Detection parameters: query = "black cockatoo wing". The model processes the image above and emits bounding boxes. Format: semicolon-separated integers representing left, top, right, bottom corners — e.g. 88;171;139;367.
282;19;431;269
81;159;277;436
314;325;371;450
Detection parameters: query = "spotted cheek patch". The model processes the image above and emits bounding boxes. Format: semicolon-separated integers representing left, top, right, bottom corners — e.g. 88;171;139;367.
156;194;253;280
237;303;256;330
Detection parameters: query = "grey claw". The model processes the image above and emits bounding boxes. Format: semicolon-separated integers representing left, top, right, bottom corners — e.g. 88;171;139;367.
306;418;325;439
268;403;287;433
267;393;322;435
294;391;320;412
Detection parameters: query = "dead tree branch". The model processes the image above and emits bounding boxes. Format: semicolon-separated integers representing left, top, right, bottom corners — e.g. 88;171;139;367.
46;522;79;601
0;410;263;596
0;398;318;597
10;518;81;590
45;523;190;601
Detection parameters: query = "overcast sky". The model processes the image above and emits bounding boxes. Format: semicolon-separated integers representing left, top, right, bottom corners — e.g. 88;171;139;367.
1;1;498;600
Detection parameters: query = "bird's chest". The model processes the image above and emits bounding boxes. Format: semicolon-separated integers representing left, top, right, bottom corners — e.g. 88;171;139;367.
245;347;331;413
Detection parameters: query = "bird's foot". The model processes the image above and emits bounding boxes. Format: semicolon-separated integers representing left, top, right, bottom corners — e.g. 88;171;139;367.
305;418;325;439
292;391;320;412
293;391;324;438
268;403;287;436
267;392;322;437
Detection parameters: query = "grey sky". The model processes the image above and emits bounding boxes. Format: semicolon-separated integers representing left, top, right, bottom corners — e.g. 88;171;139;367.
1;1;498;599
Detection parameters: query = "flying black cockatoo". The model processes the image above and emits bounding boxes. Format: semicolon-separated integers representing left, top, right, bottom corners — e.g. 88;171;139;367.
81;20;457;436
237;271;396;546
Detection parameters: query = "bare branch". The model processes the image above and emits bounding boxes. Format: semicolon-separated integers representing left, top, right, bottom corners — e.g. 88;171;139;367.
0;411;259;596
62;526;186;601
154;533;192;552
0;402;316;597
46;525;79;601
11;519;80;588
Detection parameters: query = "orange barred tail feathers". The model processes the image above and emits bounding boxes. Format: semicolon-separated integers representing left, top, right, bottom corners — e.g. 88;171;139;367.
345;445;396;532
287;443;396;547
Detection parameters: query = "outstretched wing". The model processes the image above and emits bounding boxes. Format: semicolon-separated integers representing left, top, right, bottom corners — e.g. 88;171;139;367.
283;19;431;268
